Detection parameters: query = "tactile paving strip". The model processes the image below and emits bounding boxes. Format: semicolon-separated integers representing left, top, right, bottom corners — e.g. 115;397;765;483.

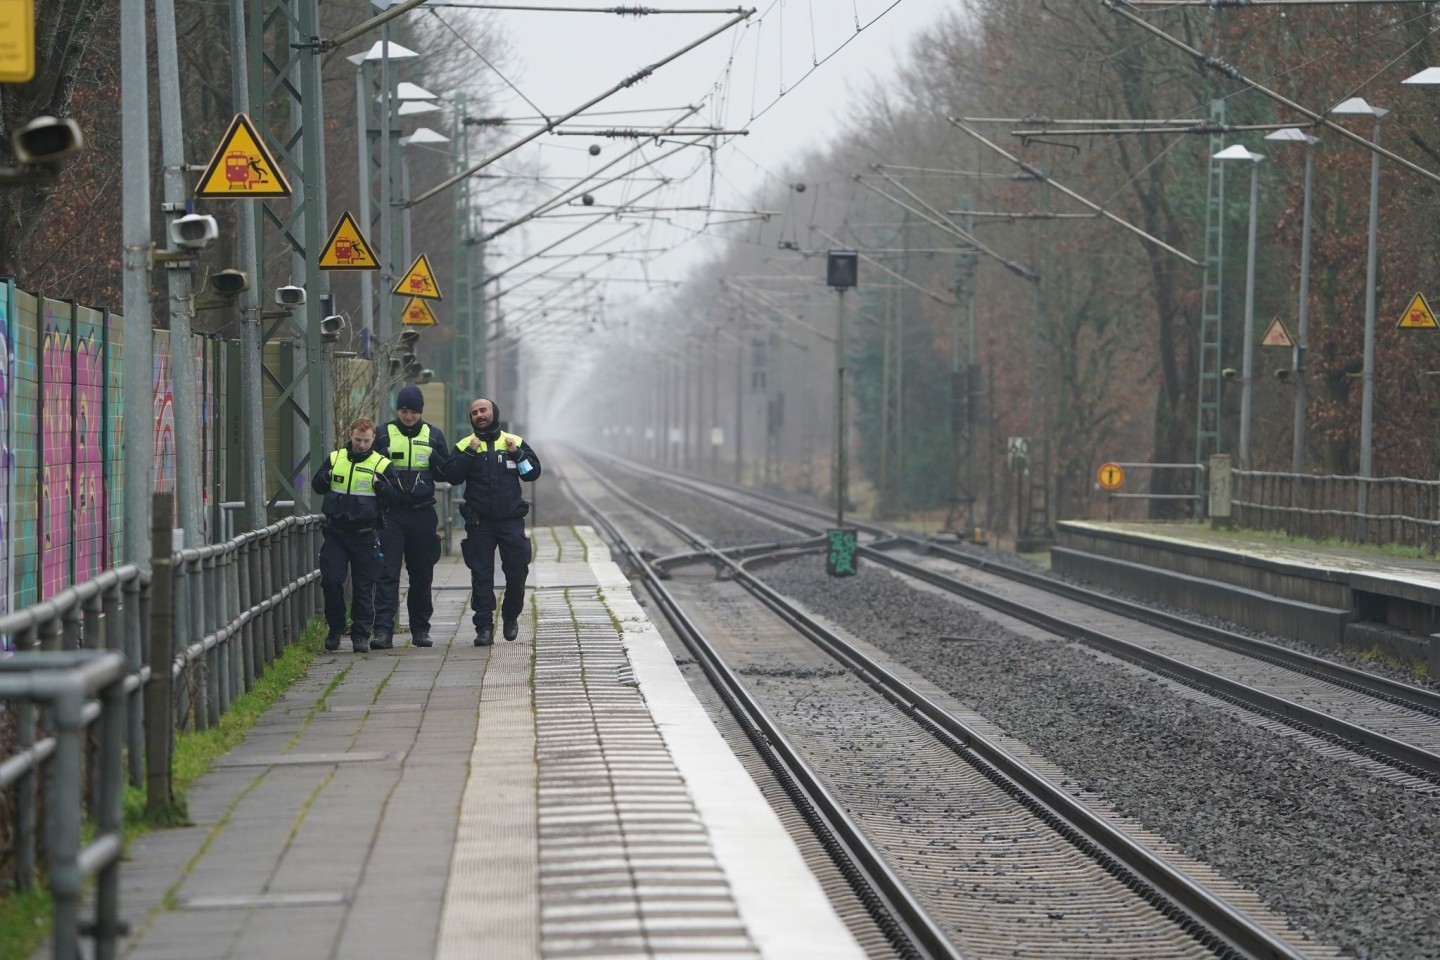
533;589;761;960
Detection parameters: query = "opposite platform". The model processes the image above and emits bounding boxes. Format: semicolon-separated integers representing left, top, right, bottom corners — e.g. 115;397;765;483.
89;526;862;960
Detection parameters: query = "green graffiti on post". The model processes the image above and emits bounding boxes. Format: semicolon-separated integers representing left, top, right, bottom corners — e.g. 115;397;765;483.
826;528;858;577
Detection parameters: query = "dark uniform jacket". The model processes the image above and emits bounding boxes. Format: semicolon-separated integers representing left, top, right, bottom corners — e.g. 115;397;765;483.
441;426;541;523
310;444;400;529
374;420;451;509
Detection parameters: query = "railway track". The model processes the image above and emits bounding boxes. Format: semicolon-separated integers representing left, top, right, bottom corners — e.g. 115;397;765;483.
561;451;1333;960
588;451;1440;790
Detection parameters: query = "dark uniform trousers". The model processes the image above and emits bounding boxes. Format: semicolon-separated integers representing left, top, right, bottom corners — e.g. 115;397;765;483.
375;505;440;634
320;526;382;639
461;516;530;627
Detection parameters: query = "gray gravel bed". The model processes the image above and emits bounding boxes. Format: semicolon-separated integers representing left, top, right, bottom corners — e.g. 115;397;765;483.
928;536;1438;693
590;470;1440;955
760;558;1440;960
605;473;796;549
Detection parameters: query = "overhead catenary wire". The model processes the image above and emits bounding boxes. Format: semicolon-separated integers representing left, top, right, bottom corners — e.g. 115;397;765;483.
478;108;703;242
947;117;1202;267
854;170;1038;280
810;226;959;307
409;10;753;207
1097;0;1440;189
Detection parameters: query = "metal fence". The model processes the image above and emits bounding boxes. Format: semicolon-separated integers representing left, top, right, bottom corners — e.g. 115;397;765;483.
0;496;322;960
1233;470;1440;552
1103;461;1208;520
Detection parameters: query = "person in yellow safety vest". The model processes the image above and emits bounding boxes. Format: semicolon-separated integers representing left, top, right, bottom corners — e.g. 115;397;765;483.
371;385;453;650
440;397;541;646
310;417;401;653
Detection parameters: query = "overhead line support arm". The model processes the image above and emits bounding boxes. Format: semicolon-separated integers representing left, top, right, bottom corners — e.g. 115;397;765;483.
407;10;752;207
1099;0;1440;187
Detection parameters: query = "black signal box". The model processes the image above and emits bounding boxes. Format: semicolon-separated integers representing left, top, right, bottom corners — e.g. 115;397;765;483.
826;250;858;289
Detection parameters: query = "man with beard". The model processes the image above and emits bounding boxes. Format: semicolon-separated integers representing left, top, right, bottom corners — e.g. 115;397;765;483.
442;397;542;645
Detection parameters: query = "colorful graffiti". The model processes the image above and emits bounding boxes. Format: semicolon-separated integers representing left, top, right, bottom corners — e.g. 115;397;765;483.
74;308;106;582
0;285;9;649
41;300;73;599
0;280;220;617
153;333;175;495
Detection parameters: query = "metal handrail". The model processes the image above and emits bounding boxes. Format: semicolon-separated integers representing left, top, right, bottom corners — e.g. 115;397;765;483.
0;504;324;960
1233;468;1440;551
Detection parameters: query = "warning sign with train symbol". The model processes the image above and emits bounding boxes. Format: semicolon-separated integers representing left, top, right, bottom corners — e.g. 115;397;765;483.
401;298;438;327
319;212;378;271
392;254;443;301
194;114;291;198
1397;292;1439;330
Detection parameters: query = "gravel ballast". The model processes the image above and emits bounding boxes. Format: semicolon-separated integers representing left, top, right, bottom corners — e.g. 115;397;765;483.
598;472;1440;959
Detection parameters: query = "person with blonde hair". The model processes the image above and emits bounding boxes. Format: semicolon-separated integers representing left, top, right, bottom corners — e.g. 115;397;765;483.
311;417;400;652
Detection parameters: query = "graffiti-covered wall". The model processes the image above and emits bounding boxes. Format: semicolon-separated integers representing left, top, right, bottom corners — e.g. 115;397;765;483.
1;280;220;615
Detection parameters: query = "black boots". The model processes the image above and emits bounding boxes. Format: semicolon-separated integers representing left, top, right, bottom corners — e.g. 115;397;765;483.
474;624;494;646
502;618;519;642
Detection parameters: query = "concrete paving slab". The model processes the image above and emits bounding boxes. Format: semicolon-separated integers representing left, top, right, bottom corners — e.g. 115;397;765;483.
68;526;860;960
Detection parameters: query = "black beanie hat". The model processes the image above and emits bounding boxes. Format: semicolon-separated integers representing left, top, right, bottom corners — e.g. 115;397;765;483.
397;385;425;413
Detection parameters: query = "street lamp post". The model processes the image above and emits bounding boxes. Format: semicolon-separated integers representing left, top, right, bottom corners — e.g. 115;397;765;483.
1265;127;1320;474
349;40;418;348
1331;97;1387;492
399;126;450;269
1213;145;1266;467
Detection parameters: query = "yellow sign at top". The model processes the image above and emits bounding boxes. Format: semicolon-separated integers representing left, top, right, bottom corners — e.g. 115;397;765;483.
1260;317;1294;348
1097;461;1125;492
195;114;291;198
401;298;437;327
319;212;378;271
392;253;443;301
0;0;35;83
1397;292;1438;330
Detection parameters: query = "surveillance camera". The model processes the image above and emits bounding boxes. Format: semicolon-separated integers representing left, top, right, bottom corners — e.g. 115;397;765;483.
387;357;402;376
210;269;250;296
405;360;423;378
418;368;434;383
170;213;218;251
1220;367;1238;380
320;314;346;334
398;330;420;347
275;285;306;306
12;116;84;166
399;352;416;367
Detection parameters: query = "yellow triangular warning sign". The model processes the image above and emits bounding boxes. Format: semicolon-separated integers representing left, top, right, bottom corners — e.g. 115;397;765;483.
319;212;379;271
392;254;443;301
1260;317;1294;348
401;298;437;327
195;114;291;198
1397;292;1439;330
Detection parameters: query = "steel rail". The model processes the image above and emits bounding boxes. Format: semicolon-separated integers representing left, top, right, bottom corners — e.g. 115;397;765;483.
574;453;1307;960
557;469;959;960
590;452;1440;782
608;451;1440;721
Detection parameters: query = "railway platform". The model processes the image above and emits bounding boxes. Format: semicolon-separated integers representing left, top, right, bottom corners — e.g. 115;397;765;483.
80;525;862;960
1053;519;1440;676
